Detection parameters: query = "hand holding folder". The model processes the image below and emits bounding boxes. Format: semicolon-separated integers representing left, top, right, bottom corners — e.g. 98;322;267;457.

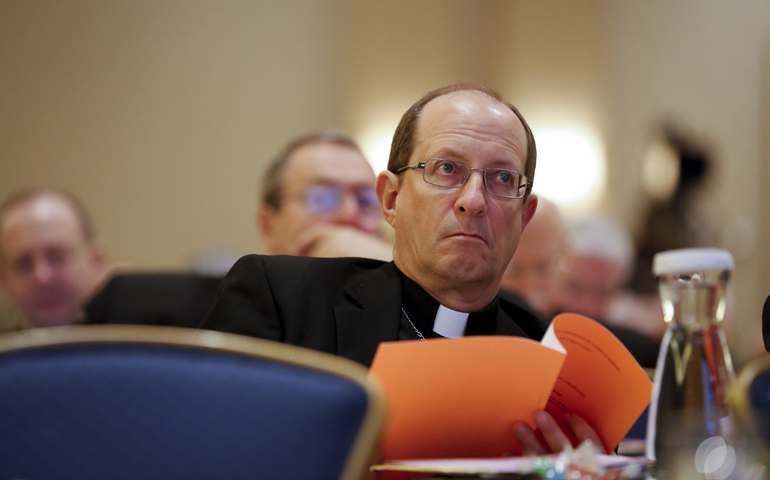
369;313;653;461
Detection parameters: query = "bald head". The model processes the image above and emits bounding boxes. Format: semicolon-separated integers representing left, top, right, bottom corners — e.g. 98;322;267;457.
501;198;566;316
0;191;105;327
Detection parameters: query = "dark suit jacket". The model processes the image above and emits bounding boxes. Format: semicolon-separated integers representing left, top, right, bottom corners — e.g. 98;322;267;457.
201;255;545;367
85;272;224;329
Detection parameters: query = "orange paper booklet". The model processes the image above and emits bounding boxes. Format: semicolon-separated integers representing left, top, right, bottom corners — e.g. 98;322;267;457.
369;313;653;461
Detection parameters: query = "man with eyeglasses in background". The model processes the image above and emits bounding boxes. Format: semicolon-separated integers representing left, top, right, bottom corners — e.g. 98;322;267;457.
204;83;604;455
257;131;393;261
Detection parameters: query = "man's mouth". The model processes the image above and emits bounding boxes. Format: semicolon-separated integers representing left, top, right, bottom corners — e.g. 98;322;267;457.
448;232;487;244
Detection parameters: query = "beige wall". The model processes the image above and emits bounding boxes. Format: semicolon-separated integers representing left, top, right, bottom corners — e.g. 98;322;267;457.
1;1;346;267
2;1;769;362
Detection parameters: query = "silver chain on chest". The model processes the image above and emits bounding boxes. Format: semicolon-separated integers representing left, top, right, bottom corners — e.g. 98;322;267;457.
401;307;427;342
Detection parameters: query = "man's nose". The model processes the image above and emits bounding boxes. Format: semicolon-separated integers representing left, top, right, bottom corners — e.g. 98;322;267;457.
455;171;488;215
31;260;55;284
333;193;366;227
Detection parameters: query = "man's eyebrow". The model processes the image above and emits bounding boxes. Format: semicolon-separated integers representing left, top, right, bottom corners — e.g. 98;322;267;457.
488;159;519;169
430;148;463;159
430;150;518;169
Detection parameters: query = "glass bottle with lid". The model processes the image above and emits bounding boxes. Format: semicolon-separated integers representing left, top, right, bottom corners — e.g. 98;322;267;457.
646;248;736;479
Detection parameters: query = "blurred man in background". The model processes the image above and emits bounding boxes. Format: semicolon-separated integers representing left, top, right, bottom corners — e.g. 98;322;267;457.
500;198;565;318
0;189;107;329
501;201;660;368
0;189;231;331
257;131;393;261
563;216;664;342
561;216;636;322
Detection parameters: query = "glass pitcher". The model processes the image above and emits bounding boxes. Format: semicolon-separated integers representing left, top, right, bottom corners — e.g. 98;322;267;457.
646;248;736;480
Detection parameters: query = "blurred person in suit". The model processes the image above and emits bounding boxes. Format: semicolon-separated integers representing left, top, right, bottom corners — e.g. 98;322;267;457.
257;131;392;261
0;188;219;331
0;189;107;328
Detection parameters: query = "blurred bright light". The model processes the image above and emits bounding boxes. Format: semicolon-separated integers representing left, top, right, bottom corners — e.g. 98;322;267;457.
532;128;604;206
362;129;395;174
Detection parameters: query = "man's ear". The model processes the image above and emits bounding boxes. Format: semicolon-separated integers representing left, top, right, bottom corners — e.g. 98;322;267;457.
257;204;278;253
376;171;399;228
520;194;538;231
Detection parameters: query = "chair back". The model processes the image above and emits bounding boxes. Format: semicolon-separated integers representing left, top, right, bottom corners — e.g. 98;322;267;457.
0;325;383;480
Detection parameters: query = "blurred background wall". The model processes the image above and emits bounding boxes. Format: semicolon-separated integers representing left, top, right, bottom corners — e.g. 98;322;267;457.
2;0;769;362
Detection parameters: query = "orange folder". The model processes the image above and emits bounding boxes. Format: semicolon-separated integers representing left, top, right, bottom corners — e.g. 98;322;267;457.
369;313;653;461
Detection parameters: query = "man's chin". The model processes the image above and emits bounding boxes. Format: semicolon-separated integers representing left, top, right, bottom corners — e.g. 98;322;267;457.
436;258;495;285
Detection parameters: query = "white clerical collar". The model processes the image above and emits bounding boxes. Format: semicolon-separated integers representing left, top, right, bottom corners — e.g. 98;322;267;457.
432;305;469;339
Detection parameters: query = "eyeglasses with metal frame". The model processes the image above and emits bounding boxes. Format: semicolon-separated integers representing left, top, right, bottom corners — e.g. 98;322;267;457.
396;158;531;199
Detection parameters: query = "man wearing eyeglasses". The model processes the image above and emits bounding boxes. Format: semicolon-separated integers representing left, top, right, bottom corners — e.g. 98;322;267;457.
257;131;393;261
203;83;603;454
